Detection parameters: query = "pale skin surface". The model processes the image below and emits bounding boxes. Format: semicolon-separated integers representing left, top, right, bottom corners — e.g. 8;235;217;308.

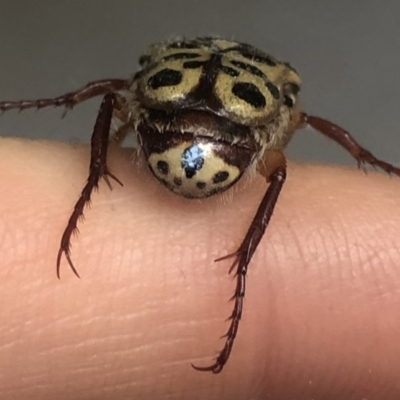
1;137;400;400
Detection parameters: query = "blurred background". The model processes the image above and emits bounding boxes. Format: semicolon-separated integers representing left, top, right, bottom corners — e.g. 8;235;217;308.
0;0;399;166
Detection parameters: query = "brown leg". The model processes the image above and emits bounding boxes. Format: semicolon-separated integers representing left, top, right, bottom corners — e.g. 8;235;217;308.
56;93;123;278
303;113;400;176
193;152;287;373
0;79;127;112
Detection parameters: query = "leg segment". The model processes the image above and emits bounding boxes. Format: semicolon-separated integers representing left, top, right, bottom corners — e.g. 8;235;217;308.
56;93;123;278
0;79;127;112
303;113;400;176
109;122;132;146
192;162;287;373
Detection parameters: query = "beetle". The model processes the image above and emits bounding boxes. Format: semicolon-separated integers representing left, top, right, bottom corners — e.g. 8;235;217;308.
1;37;399;373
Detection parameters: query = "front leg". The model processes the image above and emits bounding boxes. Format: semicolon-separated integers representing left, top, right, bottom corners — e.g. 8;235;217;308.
56;93;123;278
193;151;287;373
0;79;127;113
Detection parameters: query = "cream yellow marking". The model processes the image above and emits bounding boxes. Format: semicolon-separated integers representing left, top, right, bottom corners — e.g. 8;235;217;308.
138;53;208;106
148;141;240;198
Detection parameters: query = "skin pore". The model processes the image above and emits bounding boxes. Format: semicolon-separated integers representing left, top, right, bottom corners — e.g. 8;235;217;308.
1;137;400;400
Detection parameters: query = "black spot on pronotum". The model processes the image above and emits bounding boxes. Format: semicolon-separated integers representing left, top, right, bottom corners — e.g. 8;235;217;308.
162;53;201;61
230;60;265;79
213;171;229;184
253;54;277;66
157;160;169;175
220;66;240;77
148;69;182;89
181;145;204;178
183;61;205;69
232;82;266;108
196;182;206;189
266;82;280;100
167;41;199;49
173;177;182;186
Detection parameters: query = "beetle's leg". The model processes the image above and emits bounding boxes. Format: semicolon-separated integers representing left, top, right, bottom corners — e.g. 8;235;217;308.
110;92;133;145
0;79;128;112
110;122;132;146
56;93;123;278
110;123;132;146
193;151;287;373
303;113;400;176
